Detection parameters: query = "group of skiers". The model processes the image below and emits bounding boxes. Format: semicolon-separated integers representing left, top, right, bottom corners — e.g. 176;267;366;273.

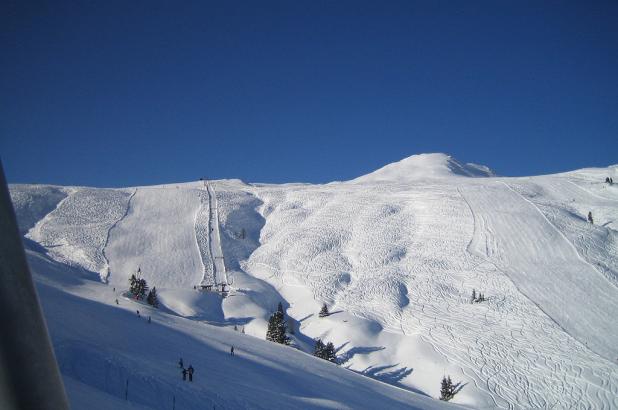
179;358;195;382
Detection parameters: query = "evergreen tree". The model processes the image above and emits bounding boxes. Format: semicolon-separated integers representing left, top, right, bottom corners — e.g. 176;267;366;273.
439;376;454;401
314;339;325;358
319;303;330;317
266;313;277;342
266;309;290;345
324;342;337;363
146;287;159;308
129;274;138;297
136;278;148;300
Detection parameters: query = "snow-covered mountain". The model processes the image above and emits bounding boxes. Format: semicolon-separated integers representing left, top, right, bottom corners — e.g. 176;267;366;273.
10;153;618;409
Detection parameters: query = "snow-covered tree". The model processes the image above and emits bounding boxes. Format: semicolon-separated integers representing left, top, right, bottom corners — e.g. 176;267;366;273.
319;303;329;317
146;287;159;308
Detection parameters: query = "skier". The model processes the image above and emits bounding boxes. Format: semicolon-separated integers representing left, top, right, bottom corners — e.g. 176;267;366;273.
187;365;194;382
137;310;140;317
178;358;183;368
148;316;151;324
181;368;187;381
113;287;116;292
588;211;594;224
230;346;234;356
115;299;119;305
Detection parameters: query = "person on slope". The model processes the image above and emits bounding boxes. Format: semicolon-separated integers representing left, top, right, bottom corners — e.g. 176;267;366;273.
187;365;194;382
178;358;183;368
182;368;187;381
230;346;234;356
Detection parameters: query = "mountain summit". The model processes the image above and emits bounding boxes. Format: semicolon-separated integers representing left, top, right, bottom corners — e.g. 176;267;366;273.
352;153;495;183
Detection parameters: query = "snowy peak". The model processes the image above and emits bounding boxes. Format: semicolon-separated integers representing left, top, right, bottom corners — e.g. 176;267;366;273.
352;153;495;183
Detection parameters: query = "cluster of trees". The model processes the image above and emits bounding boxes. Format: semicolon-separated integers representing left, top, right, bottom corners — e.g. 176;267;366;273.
313;339;337;363
266;302;290;345
439;375;461;401
129;272;158;308
470;289;486;304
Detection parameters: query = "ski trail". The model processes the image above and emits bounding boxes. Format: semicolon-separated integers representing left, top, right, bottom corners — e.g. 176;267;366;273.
460;182;618;362
500;181;614;288
567;179;618;203
101;189;137;283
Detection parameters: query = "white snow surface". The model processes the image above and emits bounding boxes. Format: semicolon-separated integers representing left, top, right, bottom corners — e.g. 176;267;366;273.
9;154;618;409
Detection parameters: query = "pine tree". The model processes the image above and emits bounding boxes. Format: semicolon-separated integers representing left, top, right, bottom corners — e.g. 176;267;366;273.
324;342;337;363
146;287;158;308
266;313;277;342
319;303;329;317
266;309;290;345
129;274;138;297
314;339;325;358
136;278;148;300
439;376;454;401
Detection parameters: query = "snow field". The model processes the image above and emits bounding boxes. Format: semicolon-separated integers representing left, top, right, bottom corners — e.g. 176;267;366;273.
26;187;133;279
8;154;618;409
105;187;204;289
31;249;447;410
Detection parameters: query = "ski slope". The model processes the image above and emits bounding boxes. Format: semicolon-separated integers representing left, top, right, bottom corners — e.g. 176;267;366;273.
459;181;618;360
9;153;618;409
28;249;445;410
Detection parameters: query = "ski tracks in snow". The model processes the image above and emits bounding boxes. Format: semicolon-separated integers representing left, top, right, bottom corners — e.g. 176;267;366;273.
101;189;137;283
453;183;618;409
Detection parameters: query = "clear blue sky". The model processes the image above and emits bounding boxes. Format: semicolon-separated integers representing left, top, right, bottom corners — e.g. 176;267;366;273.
1;1;617;186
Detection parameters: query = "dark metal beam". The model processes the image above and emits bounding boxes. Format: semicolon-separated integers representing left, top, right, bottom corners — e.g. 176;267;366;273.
0;160;69;410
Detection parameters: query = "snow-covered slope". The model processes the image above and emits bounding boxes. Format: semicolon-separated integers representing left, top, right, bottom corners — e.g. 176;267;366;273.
9;154;618;409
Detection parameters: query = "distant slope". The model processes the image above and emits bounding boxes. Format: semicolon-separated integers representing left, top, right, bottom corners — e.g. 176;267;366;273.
352;153;494;183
